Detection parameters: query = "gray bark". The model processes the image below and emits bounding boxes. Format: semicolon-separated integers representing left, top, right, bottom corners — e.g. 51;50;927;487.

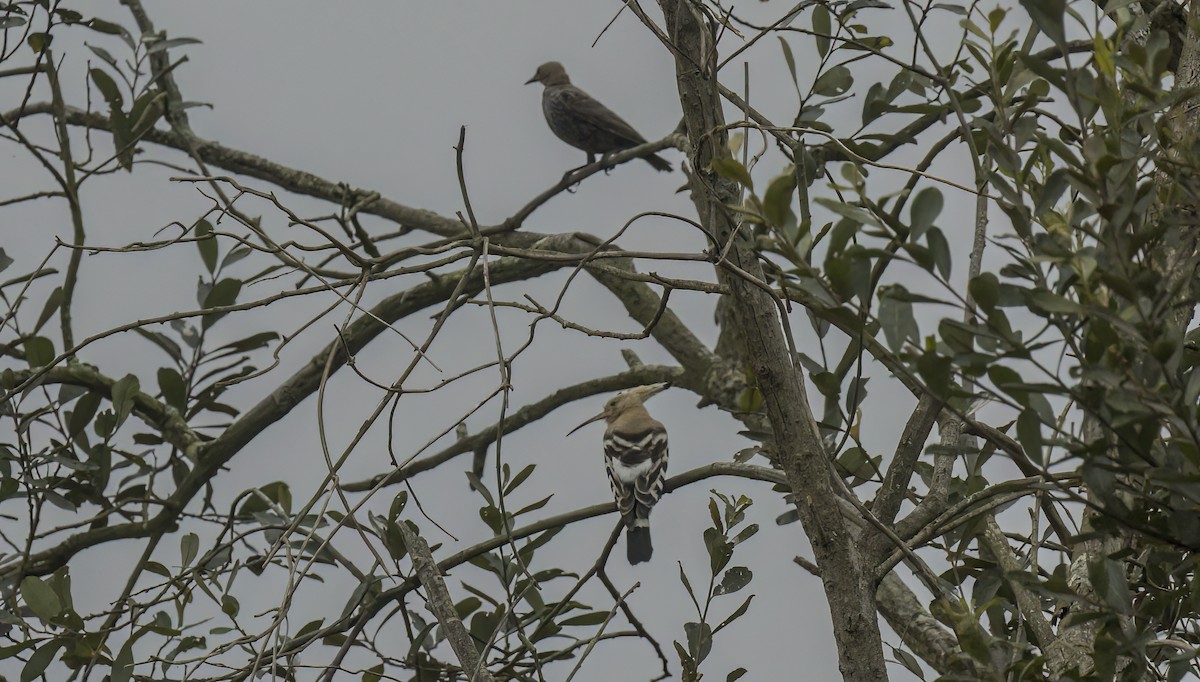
656;2;889;679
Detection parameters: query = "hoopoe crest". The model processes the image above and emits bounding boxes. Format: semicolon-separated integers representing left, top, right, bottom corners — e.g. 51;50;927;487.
568;383;669;564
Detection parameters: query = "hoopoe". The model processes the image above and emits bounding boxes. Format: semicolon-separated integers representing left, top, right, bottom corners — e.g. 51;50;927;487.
568;383;669;564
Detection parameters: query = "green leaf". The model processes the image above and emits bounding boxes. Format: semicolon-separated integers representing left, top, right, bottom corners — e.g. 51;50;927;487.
891;646;925;680
674;641;698;682
454;597;481;620
89;67;134;169
237;482;293;516
195;219;217;273
1090;558;1132;615
214;331;279;354
1029;290;1081;315
503;464;536;495
479;505;504;534
728;669;748;682
146;37;202;54
388;491;408;520
32;287;63;335
714;566;753;596
812;4;831;58
222;245;254;269
1019;0;1066;46
813;65;853;97
111;373;140;430
20;576;61;621
708;498;723;533
23;336;54;368
220;594;239;617
111;637;135;682
778;38;801;97
731;523;758;546
878;288;918;352
295;618;325;640
514;494;552;516
464;471;495;506
937;597;992;663
84;18;131;39
26;32;51;54
203;277;242;309
89;68;123;107
926;227;951;279
704;527;734;575
157;367;187;413
711;157;753;189
968;273;999;313
917;352;952;398
684;621;713;665
1035;169;1070;218
1016;409;1043;466
0;248;12;273
561;611;611;626
201;278;242;329
763;169;798;231
776;508;801;525
362;663;385;682
814;197;881;227
129;90;165;136
134;328;183;363
908;187;943;240
679;564;698;603
20;639;63;682
180;532;199;566
714;594;753;638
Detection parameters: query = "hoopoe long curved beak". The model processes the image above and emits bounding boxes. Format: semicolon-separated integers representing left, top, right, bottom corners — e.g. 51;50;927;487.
567;411;606;437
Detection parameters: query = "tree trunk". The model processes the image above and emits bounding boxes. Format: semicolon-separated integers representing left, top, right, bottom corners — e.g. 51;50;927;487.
655;2;889;679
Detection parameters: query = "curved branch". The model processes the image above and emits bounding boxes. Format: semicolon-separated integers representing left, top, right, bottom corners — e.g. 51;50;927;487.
4;102;466;238
223;461;788;680
5;252;567;579
342;365;685;492
1;363;200;453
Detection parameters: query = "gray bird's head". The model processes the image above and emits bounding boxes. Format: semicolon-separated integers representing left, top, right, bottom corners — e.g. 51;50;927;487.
525;61;571;87
567;382;669;435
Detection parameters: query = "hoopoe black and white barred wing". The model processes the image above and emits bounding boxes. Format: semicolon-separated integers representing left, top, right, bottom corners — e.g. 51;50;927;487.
603;419;668;564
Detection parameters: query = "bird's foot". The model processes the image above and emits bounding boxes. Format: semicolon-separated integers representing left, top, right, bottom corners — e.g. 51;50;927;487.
561;166;589;192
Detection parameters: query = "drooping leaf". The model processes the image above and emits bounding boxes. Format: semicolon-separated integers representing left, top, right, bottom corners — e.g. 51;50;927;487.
812;4;832;57
813;64;853;97
111;374;140;430
711;157;753;189
157;367;187;413
180;532;199;567
195;219;217;273
20;576;61;622
32;287;63;335
684;621;713;665
23;336;54;368
908;187;943;240
20;639;63;682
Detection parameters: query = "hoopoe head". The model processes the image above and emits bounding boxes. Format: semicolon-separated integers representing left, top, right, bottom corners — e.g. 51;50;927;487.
567;383;669;435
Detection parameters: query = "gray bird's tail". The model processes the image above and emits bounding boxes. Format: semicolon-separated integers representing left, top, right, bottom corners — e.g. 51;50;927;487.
644;154;672;172
627;525;652;564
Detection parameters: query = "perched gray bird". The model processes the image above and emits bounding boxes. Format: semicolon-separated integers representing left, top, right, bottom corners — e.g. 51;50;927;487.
568;383;670;564
526;61;672;172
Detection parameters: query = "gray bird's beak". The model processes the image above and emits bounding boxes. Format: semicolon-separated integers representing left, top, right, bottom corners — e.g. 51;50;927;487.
567;411;606;437
524;74;539;85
